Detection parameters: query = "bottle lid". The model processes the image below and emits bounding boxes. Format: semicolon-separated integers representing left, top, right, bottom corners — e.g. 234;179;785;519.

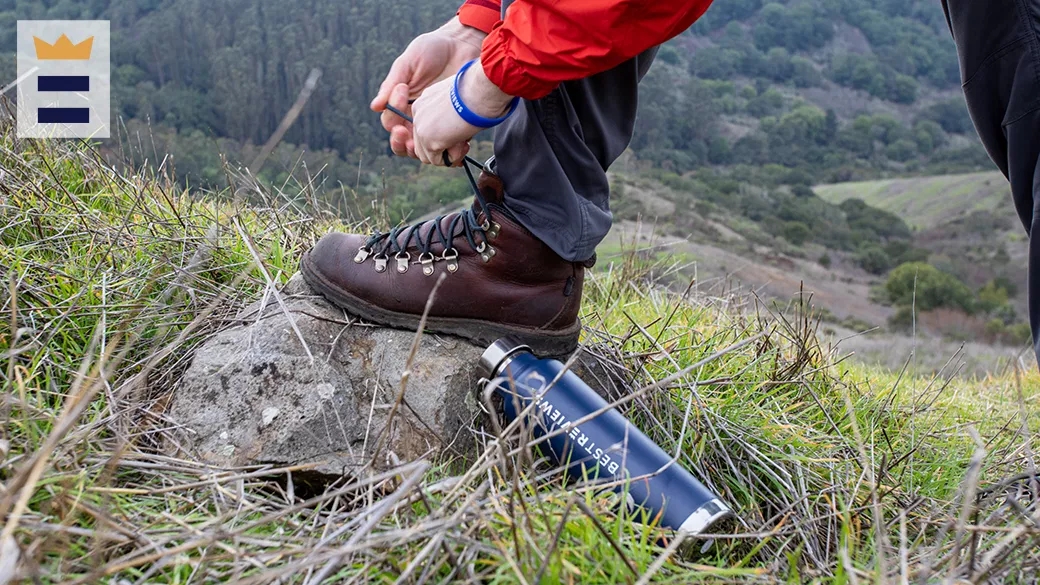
478;337;530;379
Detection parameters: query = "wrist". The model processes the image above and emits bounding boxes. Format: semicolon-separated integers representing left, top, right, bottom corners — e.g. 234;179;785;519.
458;59;515;119
440;17;487;52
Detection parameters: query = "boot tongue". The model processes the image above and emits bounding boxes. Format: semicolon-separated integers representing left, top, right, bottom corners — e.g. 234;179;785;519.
472;170;505;223
476;171;505;205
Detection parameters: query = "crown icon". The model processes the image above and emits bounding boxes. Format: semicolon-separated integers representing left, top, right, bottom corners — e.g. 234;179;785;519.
33;34;94;60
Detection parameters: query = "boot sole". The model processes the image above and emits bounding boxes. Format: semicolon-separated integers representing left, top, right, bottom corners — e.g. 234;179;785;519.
300;253;581;357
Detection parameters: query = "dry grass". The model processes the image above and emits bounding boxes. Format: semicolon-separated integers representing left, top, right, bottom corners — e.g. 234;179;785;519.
1;128;1039;583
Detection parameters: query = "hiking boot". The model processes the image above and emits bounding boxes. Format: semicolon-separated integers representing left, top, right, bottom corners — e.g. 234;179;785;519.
300;159;585;356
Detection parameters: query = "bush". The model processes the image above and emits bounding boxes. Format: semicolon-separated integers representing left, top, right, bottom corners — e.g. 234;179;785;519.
782;221;812;246
790;56;822;87
885;262;977;314
658;45;682;66
888;74;919;104
818;253;832;268
1009;322;1033;344
747;88;785;118
885;139;919;162
708;136;733;164
977;280;1011;314
792;185;815;198
856;245;892;275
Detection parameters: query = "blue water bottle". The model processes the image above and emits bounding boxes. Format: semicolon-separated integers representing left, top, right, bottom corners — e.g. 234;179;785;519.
479;338;733;535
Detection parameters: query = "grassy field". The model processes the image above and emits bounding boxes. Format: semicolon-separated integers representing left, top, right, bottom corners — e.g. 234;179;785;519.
813;171;1011;230
3;134;1040;583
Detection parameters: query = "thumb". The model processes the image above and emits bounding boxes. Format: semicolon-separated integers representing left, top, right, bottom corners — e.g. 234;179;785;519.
444;142;470;168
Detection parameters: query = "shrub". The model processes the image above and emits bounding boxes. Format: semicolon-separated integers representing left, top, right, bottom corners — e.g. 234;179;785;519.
1008;322;1033;344
885;139;919;162
977;280;1011;314
782;221;812;246
885;262;977;314
856;245;892;275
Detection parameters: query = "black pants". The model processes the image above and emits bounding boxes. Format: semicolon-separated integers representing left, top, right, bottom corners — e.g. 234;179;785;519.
942;0;1040;364
493;0;657;263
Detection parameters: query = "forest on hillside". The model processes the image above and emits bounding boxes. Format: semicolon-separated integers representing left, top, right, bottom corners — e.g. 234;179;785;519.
0;0;988;197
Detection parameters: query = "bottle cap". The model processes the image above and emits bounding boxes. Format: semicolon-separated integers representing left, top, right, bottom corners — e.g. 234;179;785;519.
478;337;530;379
678;498;733;535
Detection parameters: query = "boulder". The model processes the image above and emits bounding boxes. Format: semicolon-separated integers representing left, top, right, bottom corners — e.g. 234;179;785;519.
167;274;487;479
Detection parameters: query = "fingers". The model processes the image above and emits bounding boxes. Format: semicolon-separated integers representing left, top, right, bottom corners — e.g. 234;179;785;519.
414;141;469;167
383;84;417;159
380;84;413;133
389;126;415;158
371;56;412;112
446;142;469;167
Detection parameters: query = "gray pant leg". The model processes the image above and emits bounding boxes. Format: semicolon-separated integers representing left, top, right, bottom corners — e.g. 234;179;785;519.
943;0;1040;363
493;0;656;262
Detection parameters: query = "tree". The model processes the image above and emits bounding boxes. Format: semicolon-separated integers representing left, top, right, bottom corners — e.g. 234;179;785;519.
885;262;977;314
790;56;822;87
888;74;919;104
747;88;785;118
885;139;919;162
918;98;976;134
856;245;892;275
782;221;812;246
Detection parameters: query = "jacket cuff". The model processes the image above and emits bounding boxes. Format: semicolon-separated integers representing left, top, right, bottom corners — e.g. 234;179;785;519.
457;0;501;35
481;23;558;101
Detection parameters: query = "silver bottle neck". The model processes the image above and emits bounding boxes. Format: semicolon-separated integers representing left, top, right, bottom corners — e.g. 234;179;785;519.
478;337;530;379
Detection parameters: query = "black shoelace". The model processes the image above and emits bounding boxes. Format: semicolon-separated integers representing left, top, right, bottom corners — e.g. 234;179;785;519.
355;104;497;275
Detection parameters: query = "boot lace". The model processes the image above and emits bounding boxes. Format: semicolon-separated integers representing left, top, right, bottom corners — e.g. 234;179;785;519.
353;154;498;275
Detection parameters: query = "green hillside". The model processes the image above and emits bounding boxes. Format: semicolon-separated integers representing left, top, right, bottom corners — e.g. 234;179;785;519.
814;171;1012;229
814;171;1029;335
0;0;992;212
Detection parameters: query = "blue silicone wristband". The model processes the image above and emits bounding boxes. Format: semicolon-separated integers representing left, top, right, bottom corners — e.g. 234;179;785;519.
450;60;520;128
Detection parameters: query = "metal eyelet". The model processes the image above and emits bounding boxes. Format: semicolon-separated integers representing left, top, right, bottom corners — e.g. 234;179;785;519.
395;251;411;274
442;249;459;273
419;252;436;276
475;241;487;254
373;254;388;273
481;245;496;263
486;222;501;239
354;246;371;264
480;218;491;231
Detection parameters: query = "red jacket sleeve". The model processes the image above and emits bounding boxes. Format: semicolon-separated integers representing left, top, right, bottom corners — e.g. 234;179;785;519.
457;0;502;35
482;1;714;100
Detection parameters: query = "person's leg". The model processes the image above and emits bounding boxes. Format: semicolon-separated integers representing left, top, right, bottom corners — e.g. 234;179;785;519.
492;0;657;263
943;0;1040;362
303;6;657;355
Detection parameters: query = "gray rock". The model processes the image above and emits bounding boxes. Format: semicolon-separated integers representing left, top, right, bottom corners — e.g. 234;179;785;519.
168;274;487;478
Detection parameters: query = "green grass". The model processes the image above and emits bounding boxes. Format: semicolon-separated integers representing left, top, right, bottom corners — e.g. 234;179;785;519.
814;171;1010;230
2;132;1040;583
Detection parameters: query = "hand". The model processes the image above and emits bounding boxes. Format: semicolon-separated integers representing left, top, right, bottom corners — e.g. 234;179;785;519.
371;18;485;159
411;60;516;166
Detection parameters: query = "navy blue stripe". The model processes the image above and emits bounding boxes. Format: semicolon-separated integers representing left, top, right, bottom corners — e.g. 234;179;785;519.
38;76;90;92
38;108;90;124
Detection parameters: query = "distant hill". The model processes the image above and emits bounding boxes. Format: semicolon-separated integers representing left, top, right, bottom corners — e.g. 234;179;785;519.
637;0;992;183
814;171;1011;230
814;171;1027;319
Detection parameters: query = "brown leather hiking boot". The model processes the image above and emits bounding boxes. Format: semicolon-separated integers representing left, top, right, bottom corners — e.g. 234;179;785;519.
300;162;585;356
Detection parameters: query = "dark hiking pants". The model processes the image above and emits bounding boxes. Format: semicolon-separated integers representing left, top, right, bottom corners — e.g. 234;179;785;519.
491;0;657;264
942;0;1040;365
